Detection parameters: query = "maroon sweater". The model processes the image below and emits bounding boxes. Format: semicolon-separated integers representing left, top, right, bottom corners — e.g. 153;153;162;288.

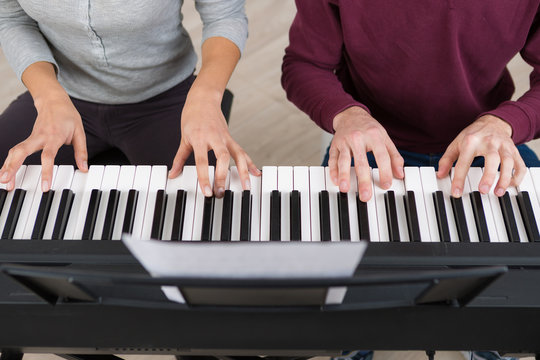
282;0;540;153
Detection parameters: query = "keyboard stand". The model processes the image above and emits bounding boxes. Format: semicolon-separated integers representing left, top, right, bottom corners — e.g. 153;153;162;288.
0;264;508;359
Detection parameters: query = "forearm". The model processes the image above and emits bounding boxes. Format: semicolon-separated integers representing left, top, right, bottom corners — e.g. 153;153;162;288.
21;61;69;109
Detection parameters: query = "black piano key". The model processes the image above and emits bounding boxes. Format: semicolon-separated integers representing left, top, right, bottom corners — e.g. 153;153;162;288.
337;192;351;241
200;196;215;241
517;191;540;242
82;189;102;240
52;189;75;240
432;191;451;242
31;190;55;240
270;190;281;241
1;189;26;240
498;192;520;243
101;189;121;240
170;190;186;241
289;190;301;241
240;190;252;241
151;189;167;240
450;196;470;243
220;190;233;241
404;191;421;242
122;189;139;236
384;191;400;242
319;190;331;242
0;189;7;215
470;191;490;242
356;194;370;241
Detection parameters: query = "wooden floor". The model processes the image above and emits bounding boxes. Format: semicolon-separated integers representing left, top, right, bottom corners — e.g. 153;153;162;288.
0;1;537;360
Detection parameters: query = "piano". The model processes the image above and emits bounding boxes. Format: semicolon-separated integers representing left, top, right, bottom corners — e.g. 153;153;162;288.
1;165;540;357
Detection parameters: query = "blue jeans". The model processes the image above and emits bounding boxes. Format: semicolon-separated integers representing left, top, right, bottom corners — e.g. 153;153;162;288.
322;144;540;168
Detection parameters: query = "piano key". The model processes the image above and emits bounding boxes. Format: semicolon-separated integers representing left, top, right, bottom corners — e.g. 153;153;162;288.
200;196;215;241
161;167;188;241
372;169;389;242
11;165;41;240
71;166;105;240
211;172;230;242
229;166;242;241
111;166;136;240
129;166;152;239
192;166;214;241
260;166;277;241
170;189;186;241
122;189;139;236
384;191;400;242
43;165;74;240
293;166;310;241
404;167;432;242
240;190;252;241
404;190;421;242
1;188;27;239
319;190;331;242
516;191;540;242
309;166;325;242
177;166;198;241
278;166;293;241
249;172;261;241
419;167;445;242
386;175;410;242
436;174;460;242
220;189;234;241
467;168;500;242
51;189;75;240
470;191;491;242
93;166;120;240
289;190;301;241
141;166;168;240
337;192;351;240
517;168;540;242
499;192;520;242
31;191;55;240
0;189;6;218
151;189;167;240
346;169;360;241
432;191;451;242
270;190;281;241
324;167;341;241
506;184;529;243
101;189;121;240
81;189;102;241
0;166;26;237
62;170;89;240
450;195;470;242
356;196;370;241
450;169;478;243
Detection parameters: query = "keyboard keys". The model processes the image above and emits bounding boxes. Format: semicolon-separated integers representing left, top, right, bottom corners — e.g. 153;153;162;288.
289;190;301;241
220;190;234;241
150;189;167;240
318;190;331;242
404;191;421;242
112;166;137;240
337;192;351;241
293;166;310;241
467;168;499;242
270;190;281;241
240;190;252;241
170;190;187;241
200;196;215;241
51;189;75;240
309;166;325;242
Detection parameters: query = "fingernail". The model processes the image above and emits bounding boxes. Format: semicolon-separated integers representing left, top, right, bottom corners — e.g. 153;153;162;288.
216;187;225;198
204;186;213;197
6;182;13;191
383;182;391;189
360;191;370;201
244;179;251;191
1;172;8;182
452;188;461;198
496;188;505;197
83;161;88;171
340;180;347;191
42;180;49;192
479;184;489;194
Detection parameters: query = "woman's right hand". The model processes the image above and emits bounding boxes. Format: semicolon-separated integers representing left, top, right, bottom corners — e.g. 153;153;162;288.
329;106;404;202
0;91;87;192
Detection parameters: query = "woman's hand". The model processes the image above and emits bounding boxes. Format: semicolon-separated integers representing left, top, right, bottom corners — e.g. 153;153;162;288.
330;106;404;201
438;114;526;197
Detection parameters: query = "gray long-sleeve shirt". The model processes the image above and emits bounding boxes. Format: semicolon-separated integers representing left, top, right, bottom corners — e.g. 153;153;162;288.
0;0;247;104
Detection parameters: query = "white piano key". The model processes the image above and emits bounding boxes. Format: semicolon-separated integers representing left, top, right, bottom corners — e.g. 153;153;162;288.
130;166;152;239
92;166;120;240
450;168;479;243
388;175;410;242
372;169;389;242
419;167;441;242
180;166;198;241
111;166;136;240
63;170;89;240
12;165;42;240
467;167;500;243
324;167;340;241
72;166;105;240
529;168;540;206
436;173;460;243
278;166;293;241
229;166;243;241
250;172;262;241
309;166;325;242
211;172;230;242
141;166;168;240
521;168;540;240
347;169;360;242
161;167;189;241
485;172;509;243
260;166;277;241
293;166;311;241
43;165;74;240
192;166;214;241
404;167;432;242
506;184;529;243
0;166;27;237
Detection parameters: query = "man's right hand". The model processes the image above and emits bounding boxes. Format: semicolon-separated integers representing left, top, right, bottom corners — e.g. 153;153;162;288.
0;62;88;192
329;106;404;202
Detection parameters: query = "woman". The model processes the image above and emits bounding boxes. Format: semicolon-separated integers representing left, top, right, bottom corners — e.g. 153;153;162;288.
0;0;260;196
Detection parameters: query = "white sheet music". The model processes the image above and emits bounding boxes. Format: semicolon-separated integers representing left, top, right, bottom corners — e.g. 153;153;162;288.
122;235;367;304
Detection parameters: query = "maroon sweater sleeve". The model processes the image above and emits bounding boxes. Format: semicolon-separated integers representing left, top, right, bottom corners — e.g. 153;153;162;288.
485;12;540;145
281;0;368;134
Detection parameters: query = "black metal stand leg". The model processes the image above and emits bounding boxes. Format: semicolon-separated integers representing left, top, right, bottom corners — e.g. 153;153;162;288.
535;354;540;360
425;350;435;360
57;355;124;360
0;350;23;360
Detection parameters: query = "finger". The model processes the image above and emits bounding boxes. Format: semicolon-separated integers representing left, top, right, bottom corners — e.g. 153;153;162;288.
353;151;372;202
169;141;192;179
438;142;459;179
450;149;476;198
230;145;252;191
193;146;212;197
511;152;527;188
371;142;392;189
337;147;352;192
386;141;404;179
327;145;340;185
213;144;231;198
72;126;88;172
495;151;514;196
479;150;499;194
41;144;61;192
244;153;261;177
2;140;41;190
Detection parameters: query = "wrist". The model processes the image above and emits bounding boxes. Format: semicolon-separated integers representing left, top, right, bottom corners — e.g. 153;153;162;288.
333;106;370;131
33;89;71;112
479;114;513;138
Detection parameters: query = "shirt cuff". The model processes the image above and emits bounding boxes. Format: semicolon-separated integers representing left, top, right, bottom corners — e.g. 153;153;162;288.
320;97;370;134
481;100;533;145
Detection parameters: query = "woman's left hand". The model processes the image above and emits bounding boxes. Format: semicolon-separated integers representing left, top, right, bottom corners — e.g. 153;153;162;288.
437;114;526;197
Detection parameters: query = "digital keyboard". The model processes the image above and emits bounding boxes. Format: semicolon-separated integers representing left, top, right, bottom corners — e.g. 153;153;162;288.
2;165;540;266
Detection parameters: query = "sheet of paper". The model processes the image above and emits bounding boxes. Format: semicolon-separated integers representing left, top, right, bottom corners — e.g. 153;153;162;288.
122;235;367;304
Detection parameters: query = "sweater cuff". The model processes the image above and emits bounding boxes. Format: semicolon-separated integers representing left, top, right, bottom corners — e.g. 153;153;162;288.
481;100;533;145
320;97;370;134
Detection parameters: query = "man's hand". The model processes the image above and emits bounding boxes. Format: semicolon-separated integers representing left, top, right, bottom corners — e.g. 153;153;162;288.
330;106;404;202
438;114;526;197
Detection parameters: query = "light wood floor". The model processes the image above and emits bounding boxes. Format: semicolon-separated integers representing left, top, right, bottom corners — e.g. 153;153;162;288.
0;1;536;360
